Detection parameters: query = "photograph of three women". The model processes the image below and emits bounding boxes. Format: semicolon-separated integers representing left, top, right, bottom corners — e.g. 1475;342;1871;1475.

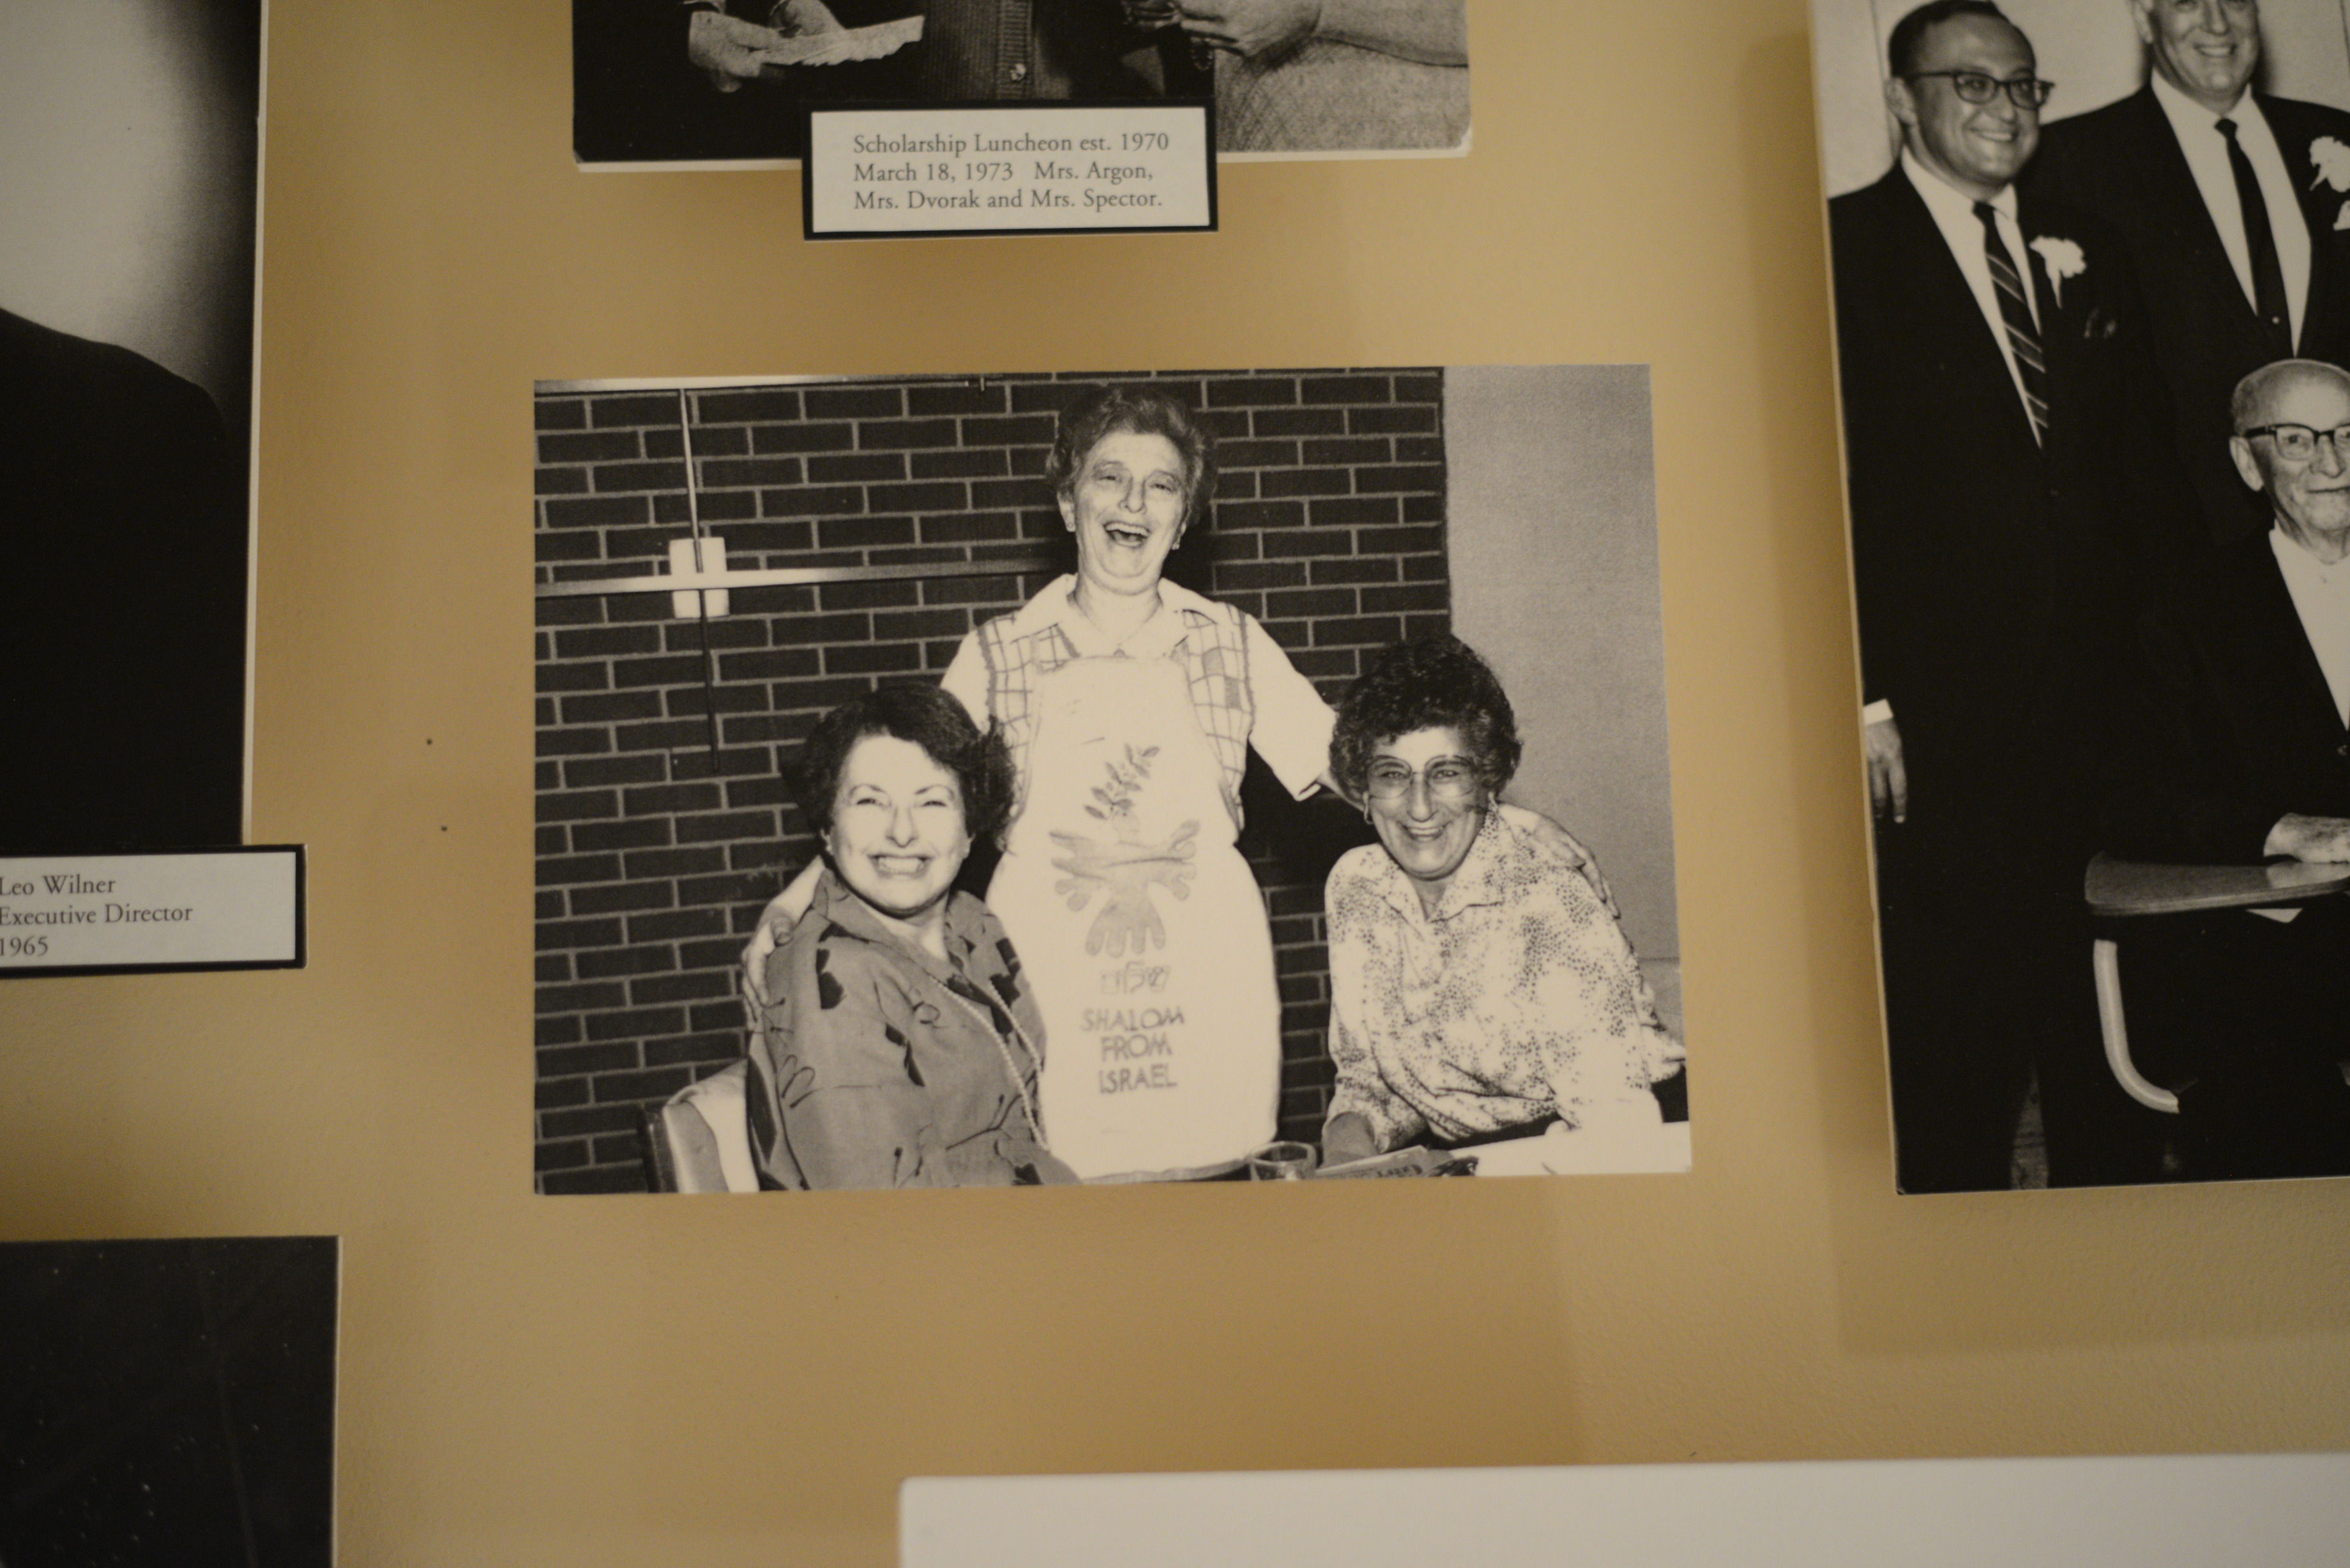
531;363;1690;1193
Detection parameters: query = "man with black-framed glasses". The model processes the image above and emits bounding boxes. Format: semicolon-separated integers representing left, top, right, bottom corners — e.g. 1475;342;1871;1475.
1825;0;2192;1191
2103;358;2350;1179
2030;0;2350;547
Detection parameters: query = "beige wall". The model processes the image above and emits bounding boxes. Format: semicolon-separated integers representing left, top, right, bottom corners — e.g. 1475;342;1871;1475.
1448;364;1678;964
2;1;2346;1564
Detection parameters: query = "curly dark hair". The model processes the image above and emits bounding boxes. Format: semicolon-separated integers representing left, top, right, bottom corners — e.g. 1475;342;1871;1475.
1331;635;1523;801
1044;384;1217;529
793;683;1016;847
1886;0;2012;79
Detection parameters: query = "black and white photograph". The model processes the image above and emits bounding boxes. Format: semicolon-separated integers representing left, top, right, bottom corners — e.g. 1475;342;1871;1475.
1812;0;2350;1191
534;365;1687;1193
0;0;262;856
571;0;1470;165
0;1237;339;1568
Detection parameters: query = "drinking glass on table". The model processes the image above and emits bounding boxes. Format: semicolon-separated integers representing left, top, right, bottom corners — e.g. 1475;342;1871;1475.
1247;1141;1317;1180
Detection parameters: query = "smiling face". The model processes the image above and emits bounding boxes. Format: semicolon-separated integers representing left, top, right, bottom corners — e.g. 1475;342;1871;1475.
2232;363;2350;557
1060;428;1190;598
1365;726;1487;904
824;734;970;930
2135;0;2259;115
1888;13;2041;202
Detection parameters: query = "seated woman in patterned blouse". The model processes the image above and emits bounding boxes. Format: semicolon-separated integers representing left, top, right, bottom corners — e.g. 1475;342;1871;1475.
1319;635;1684;1165
748;684;1076;1189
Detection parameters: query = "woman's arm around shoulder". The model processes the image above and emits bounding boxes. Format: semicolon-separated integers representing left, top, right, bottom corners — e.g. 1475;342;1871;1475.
1494;801;1623;923
1238;613;1340;799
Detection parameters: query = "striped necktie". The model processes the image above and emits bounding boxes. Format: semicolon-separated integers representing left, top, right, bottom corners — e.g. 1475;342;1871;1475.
1975;200;2049;446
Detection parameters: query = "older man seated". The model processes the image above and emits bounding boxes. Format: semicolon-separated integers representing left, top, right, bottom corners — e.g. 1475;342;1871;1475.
2105;358;2350;1179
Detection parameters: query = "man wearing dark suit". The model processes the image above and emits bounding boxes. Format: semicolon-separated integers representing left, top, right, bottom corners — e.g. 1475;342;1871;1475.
1828;2;2188;1191
0;308;247;853
2104;358;2350;1179
2029;0;2350;545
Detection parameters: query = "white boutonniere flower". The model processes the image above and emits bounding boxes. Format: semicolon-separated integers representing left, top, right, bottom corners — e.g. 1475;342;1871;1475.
2312;137;2350;192
2029;236;2086;305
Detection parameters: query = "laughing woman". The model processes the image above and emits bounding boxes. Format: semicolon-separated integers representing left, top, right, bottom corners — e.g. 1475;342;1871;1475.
749;685;1075;1189
1319;635;1684;1164
934;384;1339;1179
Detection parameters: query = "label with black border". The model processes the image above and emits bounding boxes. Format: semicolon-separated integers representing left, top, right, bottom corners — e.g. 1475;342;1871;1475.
0;846;306;977
803;100;1215;239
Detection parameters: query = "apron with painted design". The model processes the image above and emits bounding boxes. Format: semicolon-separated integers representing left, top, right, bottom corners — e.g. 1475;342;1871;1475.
986;655;1280;1178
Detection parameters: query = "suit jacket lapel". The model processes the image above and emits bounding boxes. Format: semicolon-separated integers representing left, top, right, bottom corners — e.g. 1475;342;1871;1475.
2244;539;2349;737
2014;195;2076;439
2127;87;2267;341
1884;174;2045;449
2263;94;2346;348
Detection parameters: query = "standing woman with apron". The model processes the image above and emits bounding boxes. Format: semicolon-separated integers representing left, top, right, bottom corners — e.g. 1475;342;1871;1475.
936;385;1336;1179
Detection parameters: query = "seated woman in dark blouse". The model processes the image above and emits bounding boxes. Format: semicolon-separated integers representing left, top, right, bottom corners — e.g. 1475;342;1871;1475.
747;684;1076;1189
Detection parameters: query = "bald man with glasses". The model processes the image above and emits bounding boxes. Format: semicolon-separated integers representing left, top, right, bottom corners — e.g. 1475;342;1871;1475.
1826;1;2192;1190
2102;358;2350;1179
2029;0;2350;546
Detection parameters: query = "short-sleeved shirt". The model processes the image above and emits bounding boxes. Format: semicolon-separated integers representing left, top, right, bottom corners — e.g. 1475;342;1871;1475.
939;575;1334;830
1325;810;1684;1149
748;870;1072;1189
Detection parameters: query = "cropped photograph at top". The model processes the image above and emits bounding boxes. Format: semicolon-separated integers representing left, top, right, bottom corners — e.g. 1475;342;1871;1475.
1;0;261;854
531;365;1685;1194
1810;0;2350;1192
571;0;1470;165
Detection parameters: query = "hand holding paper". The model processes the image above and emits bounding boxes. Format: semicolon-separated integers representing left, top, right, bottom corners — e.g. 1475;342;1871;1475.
688;10;791;90
752;11;925;69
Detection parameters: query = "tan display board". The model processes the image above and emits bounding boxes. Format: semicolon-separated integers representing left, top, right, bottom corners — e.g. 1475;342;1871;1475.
2;0;2346;1564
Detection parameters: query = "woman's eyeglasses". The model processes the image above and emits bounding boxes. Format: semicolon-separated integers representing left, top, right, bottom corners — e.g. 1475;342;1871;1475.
1907;70;2054;109
1365;759;1480;804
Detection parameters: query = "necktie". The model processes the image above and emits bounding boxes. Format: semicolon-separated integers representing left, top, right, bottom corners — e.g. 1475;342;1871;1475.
2218;116;2293;354
1975;200;2049;446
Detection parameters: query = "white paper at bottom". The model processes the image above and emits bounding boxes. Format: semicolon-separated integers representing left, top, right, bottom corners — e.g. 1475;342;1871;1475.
0;847;304;975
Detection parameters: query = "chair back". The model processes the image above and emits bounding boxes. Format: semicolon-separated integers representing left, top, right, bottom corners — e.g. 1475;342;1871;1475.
641;1060;761;1193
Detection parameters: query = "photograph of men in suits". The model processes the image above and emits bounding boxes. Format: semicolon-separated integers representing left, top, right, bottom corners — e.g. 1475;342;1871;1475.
1824;0;2194;1192
2104;359;2350;1179
2029;1;2350;543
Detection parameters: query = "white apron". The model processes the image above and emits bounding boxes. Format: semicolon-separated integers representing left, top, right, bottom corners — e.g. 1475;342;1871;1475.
986;656;1280;1179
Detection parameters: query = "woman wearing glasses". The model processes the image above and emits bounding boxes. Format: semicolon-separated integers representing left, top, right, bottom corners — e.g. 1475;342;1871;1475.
1319;635;1683;1165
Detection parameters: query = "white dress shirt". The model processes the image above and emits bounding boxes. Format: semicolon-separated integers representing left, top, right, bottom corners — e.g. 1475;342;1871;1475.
2270;527;2350;726
2254;526;2350;892
1900;149;2043;439
2149;71;2311;349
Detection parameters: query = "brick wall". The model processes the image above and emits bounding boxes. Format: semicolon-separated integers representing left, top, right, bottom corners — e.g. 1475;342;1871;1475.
534;369;1452;1193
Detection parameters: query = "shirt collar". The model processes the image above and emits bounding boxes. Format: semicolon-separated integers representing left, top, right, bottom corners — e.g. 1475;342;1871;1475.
809;864;983;980
1005;573;1218;660
2271;524;2350;587
1900;146;2016;224
2150;66;2262;138
1370;808;1510;925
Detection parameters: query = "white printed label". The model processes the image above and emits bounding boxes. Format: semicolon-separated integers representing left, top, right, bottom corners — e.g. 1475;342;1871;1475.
806;104;1213;236
0;848;303;973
